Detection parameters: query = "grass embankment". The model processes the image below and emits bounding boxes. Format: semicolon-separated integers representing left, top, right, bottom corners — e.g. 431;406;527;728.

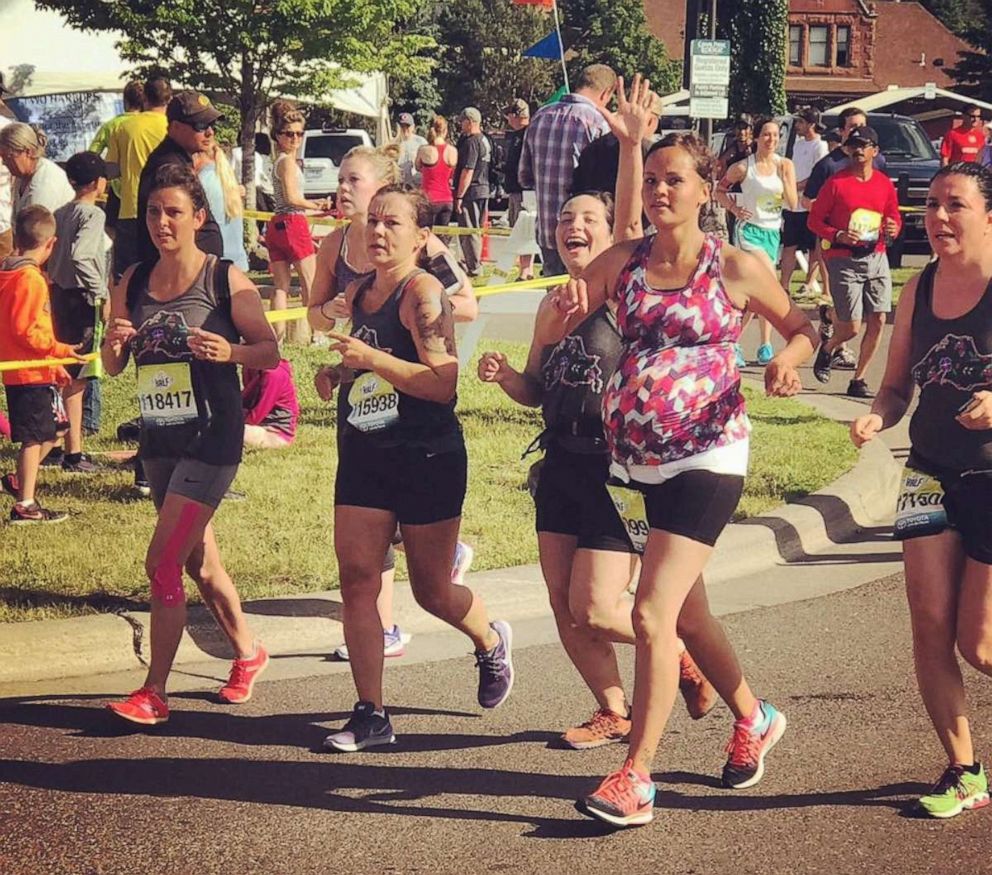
0;342;856;622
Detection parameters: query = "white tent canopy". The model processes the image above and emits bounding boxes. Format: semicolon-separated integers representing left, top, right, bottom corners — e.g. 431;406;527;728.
829;86;992;119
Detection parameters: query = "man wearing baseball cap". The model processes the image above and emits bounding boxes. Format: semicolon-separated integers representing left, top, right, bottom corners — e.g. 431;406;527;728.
453;106;492;277
808;125;901;397
133;89;224;265
503;98;534;279
396;111;426;186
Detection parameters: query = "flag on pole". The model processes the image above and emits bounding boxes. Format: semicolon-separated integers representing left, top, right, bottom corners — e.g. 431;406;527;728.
512;0;554;6
522;30;563;59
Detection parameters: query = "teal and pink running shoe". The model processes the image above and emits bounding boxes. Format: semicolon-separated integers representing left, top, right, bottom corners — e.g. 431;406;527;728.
722;699;787;789
581;759;656;828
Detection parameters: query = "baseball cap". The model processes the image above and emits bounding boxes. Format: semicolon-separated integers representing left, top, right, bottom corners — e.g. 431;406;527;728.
64;151;117;187
845;125;879;147
503;98;530;117
398;112;415;126
167;90;223;127
460;107;482;124
825;127;843;145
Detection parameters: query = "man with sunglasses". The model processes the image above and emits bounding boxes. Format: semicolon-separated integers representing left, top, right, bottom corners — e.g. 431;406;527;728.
134;90;224;265
940;106;986;166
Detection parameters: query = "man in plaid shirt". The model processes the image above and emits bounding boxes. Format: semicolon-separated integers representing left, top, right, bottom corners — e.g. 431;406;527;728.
518;64;616;277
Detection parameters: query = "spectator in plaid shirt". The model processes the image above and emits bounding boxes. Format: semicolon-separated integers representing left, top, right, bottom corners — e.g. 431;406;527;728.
518;64;616;277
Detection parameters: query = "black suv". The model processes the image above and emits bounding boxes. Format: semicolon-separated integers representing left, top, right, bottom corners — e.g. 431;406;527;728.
820;112;939;265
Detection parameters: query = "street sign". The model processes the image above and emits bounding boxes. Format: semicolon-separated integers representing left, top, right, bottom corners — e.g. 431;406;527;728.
690;38;730;120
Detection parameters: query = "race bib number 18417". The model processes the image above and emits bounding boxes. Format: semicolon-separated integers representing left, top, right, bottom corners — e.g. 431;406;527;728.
137;363;196;428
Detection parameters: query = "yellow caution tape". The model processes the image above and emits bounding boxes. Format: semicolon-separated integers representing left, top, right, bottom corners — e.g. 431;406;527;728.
0;353;98;373
243;209;511;237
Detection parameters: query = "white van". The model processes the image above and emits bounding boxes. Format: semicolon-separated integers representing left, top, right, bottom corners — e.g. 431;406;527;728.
300;127;373;200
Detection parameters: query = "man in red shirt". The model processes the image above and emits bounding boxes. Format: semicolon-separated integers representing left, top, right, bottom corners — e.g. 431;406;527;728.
807;126;901;397
940;106;985;166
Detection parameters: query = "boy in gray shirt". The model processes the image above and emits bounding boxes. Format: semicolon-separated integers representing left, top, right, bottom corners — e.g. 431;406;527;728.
48;151;113;472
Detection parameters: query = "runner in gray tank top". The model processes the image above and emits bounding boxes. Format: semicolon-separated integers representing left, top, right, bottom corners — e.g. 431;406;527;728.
851;162;992;818
101;163;279;726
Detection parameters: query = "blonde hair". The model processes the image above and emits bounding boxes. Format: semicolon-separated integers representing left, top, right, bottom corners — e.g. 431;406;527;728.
427;115;449;145
211;144;243;220
343;145;401;184
0;122;47;158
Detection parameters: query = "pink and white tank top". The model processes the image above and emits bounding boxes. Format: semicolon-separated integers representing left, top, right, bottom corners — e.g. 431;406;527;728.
603;234;750;472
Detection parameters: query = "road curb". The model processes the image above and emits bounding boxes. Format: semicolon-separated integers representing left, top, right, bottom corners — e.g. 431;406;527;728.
0;392;901;687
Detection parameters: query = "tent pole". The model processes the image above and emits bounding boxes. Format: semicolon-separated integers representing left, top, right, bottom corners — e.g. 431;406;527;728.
551;0;570;92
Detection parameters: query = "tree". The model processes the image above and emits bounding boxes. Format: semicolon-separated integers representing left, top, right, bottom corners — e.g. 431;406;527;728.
559;0;681;96
36;0;435;192
948;0;992;102
722;0;787;118
919;0;986;36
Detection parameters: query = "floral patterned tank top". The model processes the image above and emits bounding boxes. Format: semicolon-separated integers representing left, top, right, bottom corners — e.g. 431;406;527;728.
603;233;750;470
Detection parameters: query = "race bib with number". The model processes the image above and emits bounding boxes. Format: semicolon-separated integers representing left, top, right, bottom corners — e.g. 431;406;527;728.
606;483;650;554
137;363;196;428
757;192;783;216
848;208;883;243
894;469;948;539
347;371;400;433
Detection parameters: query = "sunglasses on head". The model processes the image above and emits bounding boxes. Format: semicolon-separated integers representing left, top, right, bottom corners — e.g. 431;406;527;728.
279;130;304;139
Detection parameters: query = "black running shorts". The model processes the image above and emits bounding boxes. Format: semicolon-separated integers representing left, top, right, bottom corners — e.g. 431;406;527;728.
640;469;744;547
5;384;68;445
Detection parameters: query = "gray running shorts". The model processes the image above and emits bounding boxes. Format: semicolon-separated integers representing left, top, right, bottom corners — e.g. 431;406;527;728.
143;457;239;510
825;250;892;323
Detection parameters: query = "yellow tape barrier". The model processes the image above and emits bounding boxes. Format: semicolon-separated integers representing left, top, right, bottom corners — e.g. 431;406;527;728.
243;209;512;238
0;275;567;372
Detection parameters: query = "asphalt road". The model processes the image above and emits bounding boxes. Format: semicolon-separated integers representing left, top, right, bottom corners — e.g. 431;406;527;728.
3;573;992;875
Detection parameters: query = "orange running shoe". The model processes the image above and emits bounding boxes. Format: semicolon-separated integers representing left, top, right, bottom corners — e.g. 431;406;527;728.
581;759;656;827
679;649;717;720
561;707;631;750
106;687;170;725
218;644;270;704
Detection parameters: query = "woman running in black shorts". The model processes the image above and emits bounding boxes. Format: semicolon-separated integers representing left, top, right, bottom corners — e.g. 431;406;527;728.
102;164;279;724
321;184;510;751
547;131;816;827
852;162;992;819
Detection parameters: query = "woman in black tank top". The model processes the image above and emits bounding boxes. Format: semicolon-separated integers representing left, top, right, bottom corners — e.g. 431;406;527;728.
321;185;513;753
851;163;992;816
101;164;279;726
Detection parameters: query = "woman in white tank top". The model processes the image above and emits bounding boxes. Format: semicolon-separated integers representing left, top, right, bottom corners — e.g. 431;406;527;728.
716;118;797;364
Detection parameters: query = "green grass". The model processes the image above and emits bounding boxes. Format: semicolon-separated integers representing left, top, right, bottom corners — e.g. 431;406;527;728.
789;266;916;308
0;341;855;622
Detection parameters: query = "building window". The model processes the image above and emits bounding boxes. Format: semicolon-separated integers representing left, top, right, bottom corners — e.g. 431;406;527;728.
789;25;803;65
836;25;851;67
809;25;829;67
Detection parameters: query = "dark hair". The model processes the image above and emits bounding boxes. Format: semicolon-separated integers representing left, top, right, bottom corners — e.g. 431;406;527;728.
965;104;982;116
796;107;820;126
825;127;843;144
144;77;172;108
147;163;208;213
646;131;716;182
370;183;433;229
752;116;780;138
561;190;615;227
838;106;866;127
13;204;56;251
931;161;992;212
732;114;752;132
123;81;145;112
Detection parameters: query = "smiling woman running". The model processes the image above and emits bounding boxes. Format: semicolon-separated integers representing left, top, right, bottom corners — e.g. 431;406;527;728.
102;164;279;724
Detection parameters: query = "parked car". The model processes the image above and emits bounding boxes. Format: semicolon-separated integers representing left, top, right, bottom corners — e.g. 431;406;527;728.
300;126;373;200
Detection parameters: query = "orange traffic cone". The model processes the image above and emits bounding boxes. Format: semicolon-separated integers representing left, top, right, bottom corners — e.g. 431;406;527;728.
481;208;492;263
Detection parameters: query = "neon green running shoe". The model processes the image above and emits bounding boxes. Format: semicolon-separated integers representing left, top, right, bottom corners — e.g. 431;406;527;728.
918;764;990;819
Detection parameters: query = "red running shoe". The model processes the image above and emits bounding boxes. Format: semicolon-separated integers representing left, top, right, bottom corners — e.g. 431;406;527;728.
679;649;718;720
106;687;170;725
218;644;270;704
581;759;656;827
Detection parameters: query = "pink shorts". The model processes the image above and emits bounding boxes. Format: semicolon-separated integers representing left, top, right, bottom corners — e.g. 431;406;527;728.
266;213;315;264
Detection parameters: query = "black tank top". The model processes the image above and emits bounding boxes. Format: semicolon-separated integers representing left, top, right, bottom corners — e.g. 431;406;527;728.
909;260;992;473
339;270;461;451
334;226;373;295
129;255;244;465
540;304;623;453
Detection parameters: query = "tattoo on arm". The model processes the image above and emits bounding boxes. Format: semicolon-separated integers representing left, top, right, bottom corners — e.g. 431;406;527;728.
414;290;456;357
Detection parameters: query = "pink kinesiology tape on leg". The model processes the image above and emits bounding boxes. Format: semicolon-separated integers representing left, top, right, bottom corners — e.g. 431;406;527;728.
150;502;202;606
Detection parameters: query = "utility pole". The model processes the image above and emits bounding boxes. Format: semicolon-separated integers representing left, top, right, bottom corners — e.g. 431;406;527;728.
702;0;717;148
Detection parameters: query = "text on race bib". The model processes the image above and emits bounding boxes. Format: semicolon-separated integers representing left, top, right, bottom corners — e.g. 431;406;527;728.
848;208;882;243
606;483;650;554
347;371;400;433
137;363;197;428
893;469;948;540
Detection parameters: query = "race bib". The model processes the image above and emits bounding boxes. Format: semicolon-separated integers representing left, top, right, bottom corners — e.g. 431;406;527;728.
606;483;650;554
137;363;196;428
848;208;882;243
347;371;400;433
757;192;783;216
894;469;948;539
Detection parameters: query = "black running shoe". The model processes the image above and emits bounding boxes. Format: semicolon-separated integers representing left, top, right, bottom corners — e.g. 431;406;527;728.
323;701;396;752
10;502;69;524
40;448;63;467
813;344;833;384
61;453;99;474
817;303;834;343
846;379;874;399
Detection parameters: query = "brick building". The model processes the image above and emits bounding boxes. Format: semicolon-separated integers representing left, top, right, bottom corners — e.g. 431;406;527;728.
644;1;973;108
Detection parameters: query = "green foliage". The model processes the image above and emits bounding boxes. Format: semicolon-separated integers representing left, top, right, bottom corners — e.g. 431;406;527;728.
558;0;681;95
721;0;787;118
920;0;986;36
948;0;992;100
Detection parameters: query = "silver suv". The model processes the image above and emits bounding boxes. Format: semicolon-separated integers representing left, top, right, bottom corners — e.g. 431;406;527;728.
300;127;373;199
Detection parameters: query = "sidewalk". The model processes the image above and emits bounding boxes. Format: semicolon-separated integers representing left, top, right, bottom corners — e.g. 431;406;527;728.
0;382;904;686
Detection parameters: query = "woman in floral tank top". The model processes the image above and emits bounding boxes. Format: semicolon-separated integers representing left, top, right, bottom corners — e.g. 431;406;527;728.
548;131;817;827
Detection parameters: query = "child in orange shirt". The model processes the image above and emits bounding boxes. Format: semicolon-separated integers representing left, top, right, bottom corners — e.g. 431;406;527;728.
0;205;84;523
